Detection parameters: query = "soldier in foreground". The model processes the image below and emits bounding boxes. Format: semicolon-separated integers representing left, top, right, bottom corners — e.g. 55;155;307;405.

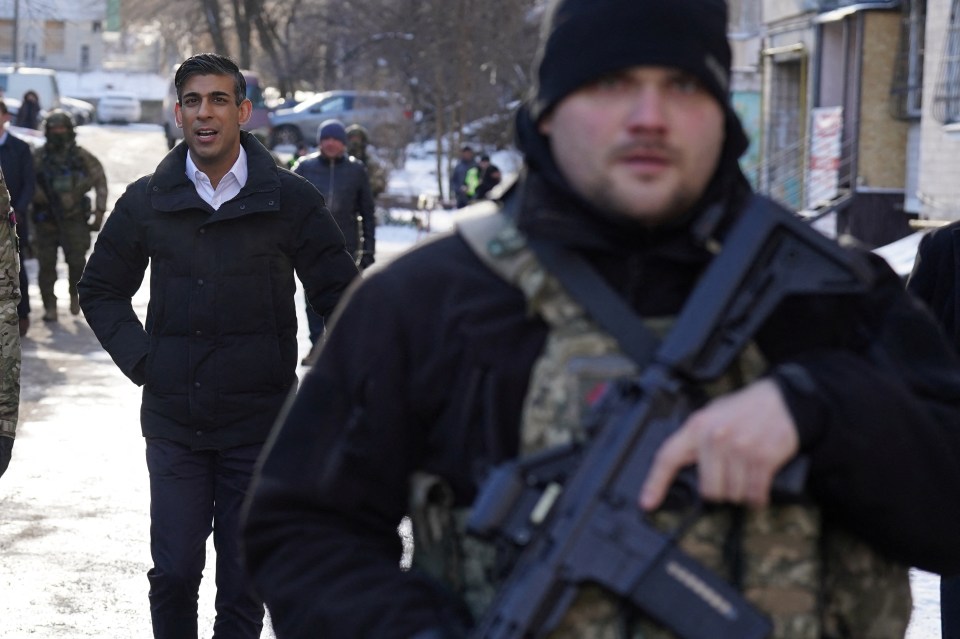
243;1;960;637
31;110;106;322
0;167;21;478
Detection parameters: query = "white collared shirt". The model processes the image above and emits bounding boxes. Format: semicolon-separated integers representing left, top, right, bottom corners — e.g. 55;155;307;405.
185;146;248;211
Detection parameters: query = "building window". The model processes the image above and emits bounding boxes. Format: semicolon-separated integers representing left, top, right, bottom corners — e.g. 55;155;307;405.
81;45;90;70
765;57;807;210
934;0;960;123
93;21;102;34
891;0;926;120
729;0;761;36
44;21;65;56
0;20;13;60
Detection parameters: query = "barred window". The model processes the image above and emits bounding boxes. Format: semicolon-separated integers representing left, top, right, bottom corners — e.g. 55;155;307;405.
934;0;960;123
891;0;926;120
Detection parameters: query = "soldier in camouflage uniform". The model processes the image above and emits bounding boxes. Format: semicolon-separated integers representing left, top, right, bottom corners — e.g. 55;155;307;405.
0;165;22;478
31;109;107;322
242;1;960;637
346;123;389;199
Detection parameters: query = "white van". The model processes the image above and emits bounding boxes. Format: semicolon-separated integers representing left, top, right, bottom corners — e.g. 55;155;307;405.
0;66;61;112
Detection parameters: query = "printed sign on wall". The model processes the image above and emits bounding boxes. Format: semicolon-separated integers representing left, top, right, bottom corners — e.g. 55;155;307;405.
807;106;843;209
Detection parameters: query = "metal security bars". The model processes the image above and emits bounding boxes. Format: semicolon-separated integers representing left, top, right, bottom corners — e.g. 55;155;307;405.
890;0;926;120
934;0;960;123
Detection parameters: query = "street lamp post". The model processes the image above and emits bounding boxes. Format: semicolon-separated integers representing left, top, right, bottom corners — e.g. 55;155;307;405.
12;0;19;64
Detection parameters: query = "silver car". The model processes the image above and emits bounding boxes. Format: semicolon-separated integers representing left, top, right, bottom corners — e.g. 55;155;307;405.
267;90;413;150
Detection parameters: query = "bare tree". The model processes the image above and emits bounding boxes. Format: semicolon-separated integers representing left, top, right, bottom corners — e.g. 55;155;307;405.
121;0;540;195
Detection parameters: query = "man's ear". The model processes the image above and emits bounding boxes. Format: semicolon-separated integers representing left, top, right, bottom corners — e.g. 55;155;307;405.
538;112;553;136
238;99;253;126
174;103;182;128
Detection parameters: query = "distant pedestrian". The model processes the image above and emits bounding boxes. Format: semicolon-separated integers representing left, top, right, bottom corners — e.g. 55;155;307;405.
450;144;476;208
14;91;40;130
31;110;106;322
78;53;357;639
346;123;388;200
469;154;502;201
0;100;35;336
294;118;375;352
285;140;309;169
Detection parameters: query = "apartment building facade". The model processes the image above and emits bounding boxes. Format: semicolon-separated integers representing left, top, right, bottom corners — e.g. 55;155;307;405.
0;0;106;72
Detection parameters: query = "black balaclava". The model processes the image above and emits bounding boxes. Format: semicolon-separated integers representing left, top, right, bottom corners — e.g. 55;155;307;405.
514;0;750;237
43;110;77;154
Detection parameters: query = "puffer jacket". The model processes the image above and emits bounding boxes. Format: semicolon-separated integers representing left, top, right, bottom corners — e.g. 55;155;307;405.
78;132;359;449
294;152;375;263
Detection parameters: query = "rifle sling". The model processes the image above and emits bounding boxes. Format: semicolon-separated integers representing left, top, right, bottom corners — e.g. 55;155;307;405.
525;237;662;369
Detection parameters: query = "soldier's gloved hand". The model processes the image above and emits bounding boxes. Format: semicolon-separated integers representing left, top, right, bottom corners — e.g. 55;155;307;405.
88;209;105;232
0;436;13;479
359;253;375;270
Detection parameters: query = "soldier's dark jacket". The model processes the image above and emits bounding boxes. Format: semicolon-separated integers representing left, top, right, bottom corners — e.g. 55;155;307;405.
77;132;358;450
244;134;960;636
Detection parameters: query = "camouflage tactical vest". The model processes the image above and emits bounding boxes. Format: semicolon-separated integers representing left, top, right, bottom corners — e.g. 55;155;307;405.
36;146;97;216
409;205;910;639
0;167;21;440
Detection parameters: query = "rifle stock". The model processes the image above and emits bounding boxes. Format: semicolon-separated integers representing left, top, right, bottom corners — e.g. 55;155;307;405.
466;195;874;639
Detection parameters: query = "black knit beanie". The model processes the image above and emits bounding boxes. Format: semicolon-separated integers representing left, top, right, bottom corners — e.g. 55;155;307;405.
527;0;747;156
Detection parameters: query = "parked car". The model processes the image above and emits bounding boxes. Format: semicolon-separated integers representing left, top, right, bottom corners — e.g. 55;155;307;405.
97;92;142;124
267;90;414;152
60;96;96;125
161;68;269;149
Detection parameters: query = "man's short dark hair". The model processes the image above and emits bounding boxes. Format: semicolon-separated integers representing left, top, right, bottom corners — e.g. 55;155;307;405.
175;53;246;107
0;101;7;116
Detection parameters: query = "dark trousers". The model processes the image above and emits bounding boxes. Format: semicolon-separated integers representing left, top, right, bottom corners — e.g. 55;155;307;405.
145;438;264;639
944;575;960;638
305;303;325;345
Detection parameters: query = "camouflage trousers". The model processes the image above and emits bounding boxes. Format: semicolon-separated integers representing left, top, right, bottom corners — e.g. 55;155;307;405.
34;216;91;309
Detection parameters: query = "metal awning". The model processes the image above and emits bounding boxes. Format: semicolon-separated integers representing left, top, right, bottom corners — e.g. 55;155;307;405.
814;1;900;24
872;230;926;278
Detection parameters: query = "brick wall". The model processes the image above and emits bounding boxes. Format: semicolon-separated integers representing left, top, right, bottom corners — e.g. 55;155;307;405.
857;11;909;189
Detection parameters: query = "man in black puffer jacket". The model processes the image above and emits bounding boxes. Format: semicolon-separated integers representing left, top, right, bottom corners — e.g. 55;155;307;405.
243;2;960;638
293;118;375;347
78;53;358;639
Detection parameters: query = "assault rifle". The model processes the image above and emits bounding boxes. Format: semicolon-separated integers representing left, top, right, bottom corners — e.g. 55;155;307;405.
35;170;66;223
466;195;875;639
